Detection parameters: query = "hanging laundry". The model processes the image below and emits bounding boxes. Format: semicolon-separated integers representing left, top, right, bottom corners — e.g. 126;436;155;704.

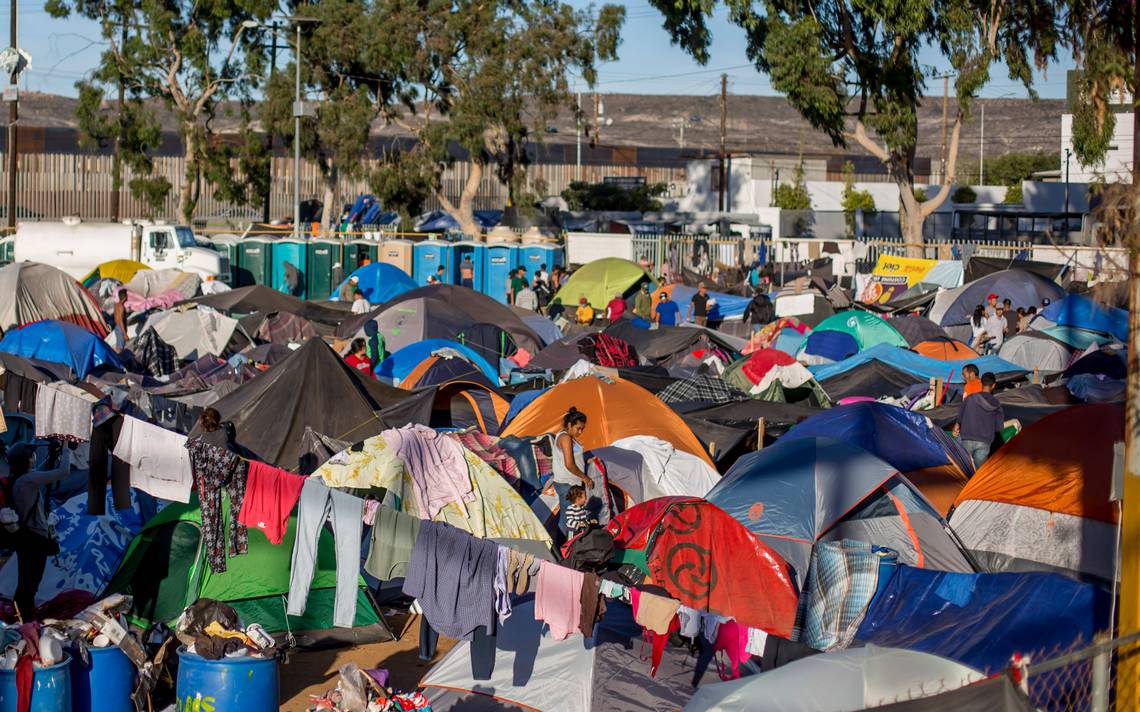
579;572;606;637
288;478;364;628
505;549;535;595
453;431;520;484
632;589;680;636
494;546;512;624
713;620;752;680
677;606;701;639
112;415;193;504
316;437;405;489
185;437;246;574
534;559;584;641
34;382;99;441
364;505;422;582
402;520;498;641
237;460;306;545
633;587;681;679
384;424;474;519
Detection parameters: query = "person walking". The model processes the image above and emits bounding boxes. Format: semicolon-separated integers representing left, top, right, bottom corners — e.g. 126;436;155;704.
654;291;680;327
956;372;1005;468
551;408;592;537
113;289;129;352
632;282;653;321
687;282;711;326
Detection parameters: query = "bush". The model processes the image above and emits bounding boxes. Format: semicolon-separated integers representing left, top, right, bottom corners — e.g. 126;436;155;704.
952;186;977;203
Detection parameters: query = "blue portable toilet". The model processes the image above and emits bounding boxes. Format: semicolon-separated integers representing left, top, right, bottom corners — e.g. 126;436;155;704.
413;240;452;286
485;242;520;304
450;241;487;292
519;242;564;279
271;237;309;297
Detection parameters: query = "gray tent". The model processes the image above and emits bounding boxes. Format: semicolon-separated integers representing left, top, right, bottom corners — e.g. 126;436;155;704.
998;333;1072;373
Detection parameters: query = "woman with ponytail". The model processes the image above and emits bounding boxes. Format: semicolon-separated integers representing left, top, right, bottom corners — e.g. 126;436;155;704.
551;407;591;536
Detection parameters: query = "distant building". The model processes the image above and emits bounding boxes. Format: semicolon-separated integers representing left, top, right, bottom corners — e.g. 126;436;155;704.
1061;70;1133;183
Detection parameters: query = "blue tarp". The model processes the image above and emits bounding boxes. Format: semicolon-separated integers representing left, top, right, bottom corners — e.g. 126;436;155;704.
416;210;503;232
330;262;417;303
808;344;1025;384
662;285;751;321
773;329;806;356
0;320;123;378
855;565;1111;675
1039;325;1117;350
782;401;974;477
1039;293;1128;341
376;338;501;386
504;388;546;427
1067;373;1126;403
801;330;859;362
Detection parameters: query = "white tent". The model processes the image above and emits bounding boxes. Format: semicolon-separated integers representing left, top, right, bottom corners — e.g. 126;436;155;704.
144;308;238;359
609;435;720;501
998;333;1072;373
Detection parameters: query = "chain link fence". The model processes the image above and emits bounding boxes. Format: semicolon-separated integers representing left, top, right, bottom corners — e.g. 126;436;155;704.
1023;630;1140;712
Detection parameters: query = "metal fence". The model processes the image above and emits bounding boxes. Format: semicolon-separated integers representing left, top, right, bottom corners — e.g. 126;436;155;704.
1020;630;1140;712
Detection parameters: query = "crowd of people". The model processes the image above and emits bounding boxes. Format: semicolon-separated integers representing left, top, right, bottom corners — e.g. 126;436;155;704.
969;292;1049;354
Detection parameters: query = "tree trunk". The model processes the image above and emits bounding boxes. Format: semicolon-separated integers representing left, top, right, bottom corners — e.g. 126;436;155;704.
896;178;924;258
178;125;199;225
321;166;338;237
438;159;485;241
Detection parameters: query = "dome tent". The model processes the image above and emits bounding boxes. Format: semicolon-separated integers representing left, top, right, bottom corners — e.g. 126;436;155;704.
330;261;417;303
552;257;652;310
0;320;123;378
798;311;908;363
0;262;109;337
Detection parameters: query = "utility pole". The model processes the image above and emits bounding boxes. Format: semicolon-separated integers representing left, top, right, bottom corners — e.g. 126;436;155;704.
6;0;17;231
262;21;278;224
979;101;985;184
293;21;302;238
591;92;600;148
575;91;581;182
939;74;949;182
718;73;727;212
111;16;126;222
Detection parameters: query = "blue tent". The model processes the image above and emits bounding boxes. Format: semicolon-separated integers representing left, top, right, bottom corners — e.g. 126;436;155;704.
1038;293;1127;341
808;344;1025;384
330;262;417;303
707;437;972;583
376;338;501;386
416;210;503;232
928;269;1064;326
855;565;1111;682
0;320;123;378
783;401;975;480
503;388;546;427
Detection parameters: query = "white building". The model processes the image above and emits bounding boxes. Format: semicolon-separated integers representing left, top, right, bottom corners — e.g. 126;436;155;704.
1060;111;1133;183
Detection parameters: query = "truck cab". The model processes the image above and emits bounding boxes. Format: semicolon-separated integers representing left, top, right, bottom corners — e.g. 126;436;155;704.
138;224;230;281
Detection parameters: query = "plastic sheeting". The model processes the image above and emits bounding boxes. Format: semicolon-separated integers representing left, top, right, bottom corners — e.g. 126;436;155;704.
1037;293;1128;341
0;262;109;337
610;435;720;501
146;308;239;359
0;320;123;378
809;344;1025;384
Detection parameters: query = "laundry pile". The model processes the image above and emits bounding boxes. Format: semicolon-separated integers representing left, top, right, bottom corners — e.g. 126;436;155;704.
175;598;276;660
306;663;433;711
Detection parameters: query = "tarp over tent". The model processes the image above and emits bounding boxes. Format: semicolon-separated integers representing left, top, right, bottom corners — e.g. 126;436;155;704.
781;402;972;514
649;284;751;322
0;320;123;378
1034;292;1128;341
809;344;1025;385
501;375;714;466
186;284;349;323
330;262;417;303
927;269;1064;327
708;437;972;583
189;338;434;471
0;262;109;337
605;320;740;365
81;259;149;288
950;404;1123;583
377;338;501;387
144;308;239;359
553;258;652;309
684;645;983;712
891;314;950;347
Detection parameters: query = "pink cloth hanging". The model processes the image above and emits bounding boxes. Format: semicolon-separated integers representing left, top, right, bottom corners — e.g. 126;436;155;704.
534;560;584;640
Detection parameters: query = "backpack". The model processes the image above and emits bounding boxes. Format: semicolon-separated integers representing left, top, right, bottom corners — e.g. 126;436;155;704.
560;526;615;573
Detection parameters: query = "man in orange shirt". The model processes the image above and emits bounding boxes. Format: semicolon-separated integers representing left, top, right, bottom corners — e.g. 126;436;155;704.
962;363;982;398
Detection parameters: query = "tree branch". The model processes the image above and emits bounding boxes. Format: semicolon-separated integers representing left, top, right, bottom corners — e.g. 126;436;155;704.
920;108;964;219
846;118;890;163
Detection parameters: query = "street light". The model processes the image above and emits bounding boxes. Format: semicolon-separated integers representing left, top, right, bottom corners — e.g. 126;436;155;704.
244;16;319;238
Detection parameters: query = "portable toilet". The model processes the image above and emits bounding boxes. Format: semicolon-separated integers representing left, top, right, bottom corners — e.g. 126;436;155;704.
484;242;520;304
519;242;564;280
271;237;309;297
209;234;240;285
307;238;342;299
342;239;377;276
378;239;414;278
413;240;452;286
237;236;273;288
450;241;487;292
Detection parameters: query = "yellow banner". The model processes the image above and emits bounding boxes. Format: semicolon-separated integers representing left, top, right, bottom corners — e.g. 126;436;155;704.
860;255;938;304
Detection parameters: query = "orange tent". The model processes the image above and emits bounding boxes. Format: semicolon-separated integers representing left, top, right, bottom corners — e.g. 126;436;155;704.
914;338;978;361
949;404;1123;583
501;376;714;466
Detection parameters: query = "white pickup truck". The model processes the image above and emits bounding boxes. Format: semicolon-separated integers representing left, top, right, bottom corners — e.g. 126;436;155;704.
11;218;228;281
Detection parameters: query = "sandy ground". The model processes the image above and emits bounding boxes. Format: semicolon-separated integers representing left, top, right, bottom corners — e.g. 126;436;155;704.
279;613;457;711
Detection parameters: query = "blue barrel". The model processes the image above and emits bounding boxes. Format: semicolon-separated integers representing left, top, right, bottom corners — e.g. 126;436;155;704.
176;650;279;712
70;646;135;712
0;656;71;712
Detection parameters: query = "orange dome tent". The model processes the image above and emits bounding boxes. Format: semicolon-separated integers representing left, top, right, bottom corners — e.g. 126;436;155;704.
949;404;1123;584
501;375;714;466
914;338;978;361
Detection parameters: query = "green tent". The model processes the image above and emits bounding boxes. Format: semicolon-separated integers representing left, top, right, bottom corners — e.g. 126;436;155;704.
799;311;908;353
554;257;651;310
104;494;386;641
723;357;832;408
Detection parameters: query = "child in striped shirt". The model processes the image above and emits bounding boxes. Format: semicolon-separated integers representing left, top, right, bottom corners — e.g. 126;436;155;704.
564;485;595;534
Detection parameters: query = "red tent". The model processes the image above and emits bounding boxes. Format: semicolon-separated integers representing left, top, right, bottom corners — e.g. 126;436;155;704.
741;348;796;385
608;498;798;637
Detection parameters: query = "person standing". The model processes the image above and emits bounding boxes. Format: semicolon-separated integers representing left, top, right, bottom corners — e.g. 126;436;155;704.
113;289;129;352
338;275;359;302
632;282;653;321
551;408;592;536
350;289;372;315
985;293;999;317
961;363;982;399
744;288;775;333
538;263;550;288
515;281;539;311
459;256;475;288
957;372;1004;468
982;307;1007;354
509;267;528;305
345;338;373;376
654;291;680;327
687;282;711;326
605;293;627;322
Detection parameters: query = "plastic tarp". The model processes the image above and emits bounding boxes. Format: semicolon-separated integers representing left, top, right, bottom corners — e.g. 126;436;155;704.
145;308;239;359
818;360;927;401
186;284;350;327
854;566;1112;676
927;270;1064;327
0;320;123;378
330;261;417;303
125;268;201;301
377;338;501;386
553;258;651;309
415;209;502;232
81;259;149;287
809;344;1026;384
609;435;720;500
1037;293;1128;341
511;307;563;347
650;284;751;321
0;262;109;337
891;315;950;347
1038;325;1117;350
800;330;859;362
1067;373;1125;402
684;645;983;712
502;375;713;465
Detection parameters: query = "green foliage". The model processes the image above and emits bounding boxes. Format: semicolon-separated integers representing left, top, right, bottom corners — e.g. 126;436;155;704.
1004;182;1024;204
1066;6;1133;166
952;186;977;203
840;162;875;237
913;187;929;203
773;161;811;210
984;150;1059;186
561;181;667;212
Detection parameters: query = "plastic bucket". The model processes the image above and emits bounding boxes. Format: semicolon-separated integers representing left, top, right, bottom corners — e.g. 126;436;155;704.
0;655;71;712
70;646;136;712
176;649;279;712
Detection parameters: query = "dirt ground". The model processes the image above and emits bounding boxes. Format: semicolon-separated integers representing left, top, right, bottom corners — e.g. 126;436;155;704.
279;613;456;711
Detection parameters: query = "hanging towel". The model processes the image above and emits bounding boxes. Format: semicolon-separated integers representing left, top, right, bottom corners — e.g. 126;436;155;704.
34;382;98;441
534;559;584;641
402;521;497;641
237;460;306;545
633;589;680;636
385;424;474;519
364;505;422;582
112;415;194;503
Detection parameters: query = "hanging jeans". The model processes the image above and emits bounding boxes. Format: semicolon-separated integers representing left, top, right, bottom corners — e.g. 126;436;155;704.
287;479;362;628
87;415;132;515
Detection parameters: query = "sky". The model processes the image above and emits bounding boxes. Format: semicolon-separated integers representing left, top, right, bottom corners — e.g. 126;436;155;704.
12;0;1076;100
